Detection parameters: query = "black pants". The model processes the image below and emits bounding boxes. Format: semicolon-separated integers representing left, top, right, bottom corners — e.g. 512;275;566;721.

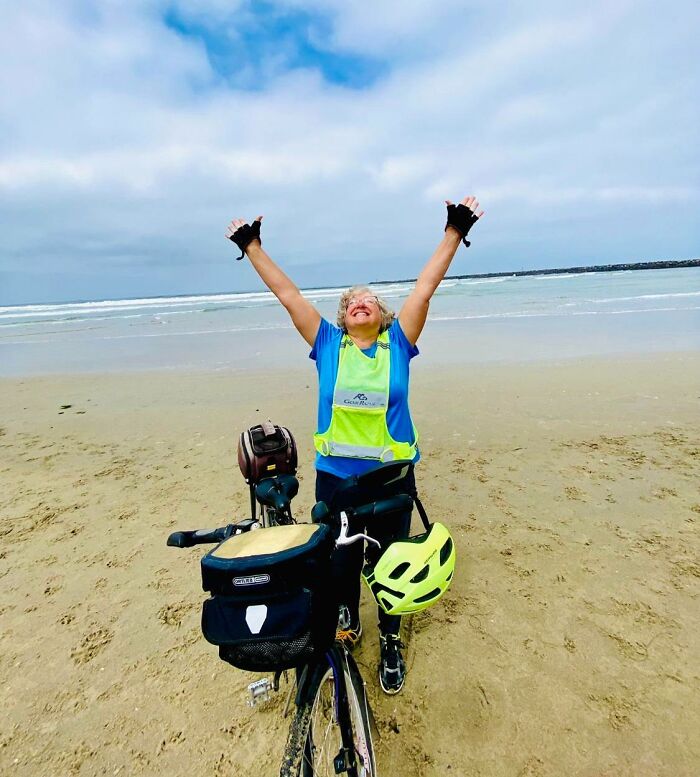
315;467;416;636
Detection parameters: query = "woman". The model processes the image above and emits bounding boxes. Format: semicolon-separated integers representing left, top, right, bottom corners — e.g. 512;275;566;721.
225;197;483;694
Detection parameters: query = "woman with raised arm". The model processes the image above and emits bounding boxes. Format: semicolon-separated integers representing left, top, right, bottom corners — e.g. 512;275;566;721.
225;198;483;694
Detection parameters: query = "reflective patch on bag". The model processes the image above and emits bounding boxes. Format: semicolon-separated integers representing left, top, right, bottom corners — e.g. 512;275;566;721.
333;389;386;408
245;605;268;635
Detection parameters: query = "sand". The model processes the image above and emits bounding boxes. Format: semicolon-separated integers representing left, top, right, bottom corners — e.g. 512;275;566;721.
1;353;699;776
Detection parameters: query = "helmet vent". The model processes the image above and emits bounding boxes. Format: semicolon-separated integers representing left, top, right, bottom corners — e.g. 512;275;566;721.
439;537;453;565
409;566;429;584
388;562;411;580
414;587;441;604
371;582;405;600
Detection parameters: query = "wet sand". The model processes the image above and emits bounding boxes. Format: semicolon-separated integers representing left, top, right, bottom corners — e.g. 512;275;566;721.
1;353;699;776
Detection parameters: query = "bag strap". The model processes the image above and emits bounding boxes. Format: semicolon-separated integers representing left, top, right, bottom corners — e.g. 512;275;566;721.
413;494;431;532
261;420;276;437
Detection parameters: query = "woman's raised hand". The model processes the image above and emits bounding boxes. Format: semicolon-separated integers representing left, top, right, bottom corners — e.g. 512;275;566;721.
445;196;484;219
444;196;484;247
225;215;263;242
225;216;263;260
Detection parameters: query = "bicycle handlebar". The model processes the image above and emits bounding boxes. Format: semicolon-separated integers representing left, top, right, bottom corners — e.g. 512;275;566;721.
166;494;414;549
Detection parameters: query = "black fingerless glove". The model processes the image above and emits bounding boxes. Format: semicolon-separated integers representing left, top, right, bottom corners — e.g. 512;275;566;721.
445;203;479;247
228;221;261;260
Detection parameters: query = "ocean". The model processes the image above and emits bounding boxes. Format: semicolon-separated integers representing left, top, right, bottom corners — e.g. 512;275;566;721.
1;267;699;376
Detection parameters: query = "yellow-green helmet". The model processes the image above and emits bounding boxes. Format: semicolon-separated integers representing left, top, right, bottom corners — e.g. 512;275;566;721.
362;522;456;615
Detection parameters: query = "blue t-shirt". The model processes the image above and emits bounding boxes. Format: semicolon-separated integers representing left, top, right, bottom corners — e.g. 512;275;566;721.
309;318;420;477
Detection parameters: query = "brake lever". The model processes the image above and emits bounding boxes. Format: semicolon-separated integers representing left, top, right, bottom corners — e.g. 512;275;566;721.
335;511;381;549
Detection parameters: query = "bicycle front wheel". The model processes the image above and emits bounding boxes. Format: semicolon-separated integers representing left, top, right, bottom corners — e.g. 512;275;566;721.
303;653;376;777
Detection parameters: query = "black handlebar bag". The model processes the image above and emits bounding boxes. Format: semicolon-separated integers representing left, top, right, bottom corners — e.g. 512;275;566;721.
200;523;336;672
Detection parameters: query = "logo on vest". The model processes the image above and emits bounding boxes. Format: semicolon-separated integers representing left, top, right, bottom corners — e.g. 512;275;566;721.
344;392;370;407
335;389;385;409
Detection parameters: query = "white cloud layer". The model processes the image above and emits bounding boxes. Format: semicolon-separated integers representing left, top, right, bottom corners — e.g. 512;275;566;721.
1;0;699;303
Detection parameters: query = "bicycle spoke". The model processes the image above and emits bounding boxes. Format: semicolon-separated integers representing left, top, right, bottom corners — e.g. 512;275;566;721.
305;673;339;775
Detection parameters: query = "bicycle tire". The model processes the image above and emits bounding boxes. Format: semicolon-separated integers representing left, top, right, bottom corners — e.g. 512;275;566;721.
338;653;377;777
280;651;377;777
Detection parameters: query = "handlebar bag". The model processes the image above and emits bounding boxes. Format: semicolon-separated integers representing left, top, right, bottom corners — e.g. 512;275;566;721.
200;523;336;672
237;422;298;485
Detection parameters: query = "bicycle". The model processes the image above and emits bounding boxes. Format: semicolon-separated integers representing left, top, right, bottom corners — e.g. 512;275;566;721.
167;461;416;776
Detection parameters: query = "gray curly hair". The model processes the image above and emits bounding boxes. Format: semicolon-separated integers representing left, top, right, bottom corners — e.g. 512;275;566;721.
336;285;395;333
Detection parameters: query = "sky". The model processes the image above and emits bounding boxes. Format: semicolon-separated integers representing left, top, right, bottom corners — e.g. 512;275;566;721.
1;0;699;305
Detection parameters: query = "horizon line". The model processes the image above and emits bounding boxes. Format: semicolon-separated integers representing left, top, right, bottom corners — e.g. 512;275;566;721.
4;258;699;309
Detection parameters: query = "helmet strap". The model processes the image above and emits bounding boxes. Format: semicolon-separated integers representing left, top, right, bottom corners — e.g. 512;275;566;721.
413;495;431;532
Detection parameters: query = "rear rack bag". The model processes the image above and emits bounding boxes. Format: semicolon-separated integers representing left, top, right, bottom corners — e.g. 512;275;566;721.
237;422;298;485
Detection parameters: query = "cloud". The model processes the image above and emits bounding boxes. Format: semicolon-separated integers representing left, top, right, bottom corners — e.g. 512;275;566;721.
1;0;699;303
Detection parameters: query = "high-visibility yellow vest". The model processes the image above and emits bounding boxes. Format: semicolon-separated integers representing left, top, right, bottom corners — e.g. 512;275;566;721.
314;330;418;462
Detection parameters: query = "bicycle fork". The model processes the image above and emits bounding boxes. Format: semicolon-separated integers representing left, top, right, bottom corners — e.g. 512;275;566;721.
326;648;363;777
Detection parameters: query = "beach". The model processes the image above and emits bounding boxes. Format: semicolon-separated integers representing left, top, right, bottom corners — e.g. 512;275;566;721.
2;352;699;776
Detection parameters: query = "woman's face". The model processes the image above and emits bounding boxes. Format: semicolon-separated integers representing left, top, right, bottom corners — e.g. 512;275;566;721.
344;292;382;333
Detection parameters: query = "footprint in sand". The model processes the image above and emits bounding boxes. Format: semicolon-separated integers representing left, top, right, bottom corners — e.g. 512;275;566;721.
43;687;88;714
518;756;545;777
70;628;113;664
670;558;700;589
94;458;135;480
158;601;196;627
106;552;138;569
587;692;639;730
96;680;124;703
450;456;466;474
213;753;238;776
651;486;678;499
155;731;185;755
147;568;174;591
564;485;586;501
43;577;63;596
607;632;653;661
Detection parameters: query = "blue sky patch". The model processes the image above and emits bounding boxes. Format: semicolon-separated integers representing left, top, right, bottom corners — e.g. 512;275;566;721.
164;1;387;89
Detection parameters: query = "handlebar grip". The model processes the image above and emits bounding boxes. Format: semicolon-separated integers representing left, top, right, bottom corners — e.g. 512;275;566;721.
167;531;196;548
352;494;413;520
166;526;233;548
